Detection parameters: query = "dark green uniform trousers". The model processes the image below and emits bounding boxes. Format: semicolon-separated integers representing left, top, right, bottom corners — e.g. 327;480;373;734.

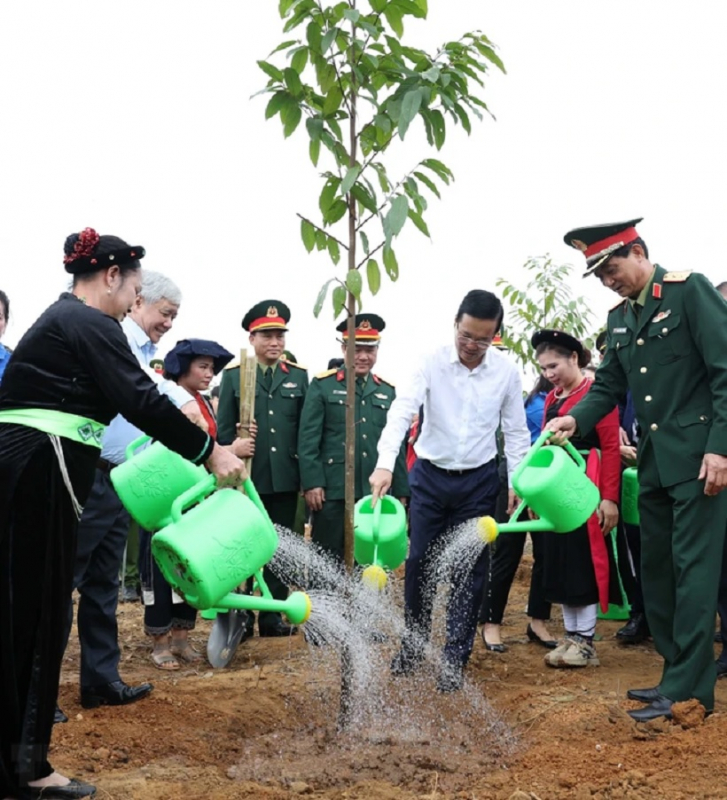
256;492;299;629
640;478;727;710
311;499;347;565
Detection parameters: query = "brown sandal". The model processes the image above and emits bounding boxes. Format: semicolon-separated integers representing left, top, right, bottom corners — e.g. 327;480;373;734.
170;642;204;664
151;649;180;671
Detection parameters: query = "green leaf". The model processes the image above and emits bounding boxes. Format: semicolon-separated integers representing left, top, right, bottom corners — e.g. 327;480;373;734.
429;108;445;149
325;199;348;225
280;102;302;137
398;88;423;139
306;21;322;51
301;219;316;253
268;39;298;56
383;246;399;281
421;157;453;184
474;41;506;73
306;117;324;141
309;137;321;166
283;67;303;97
370;0;387;11
332;285;346;317
371;162;391;193
265;91;289;120
421;66;440;82
319;177;341;215
321;27;338;54
453;102;472;134
315;229;328;251
314;279;334;318
290;46;309;74
351;183;378;213
408;209;430;237
328;237;341;265
343;8;361;23
360;231;370;255
384;194;409;238
383;5;404;37
257;60;283;82
323;85;343;116
346;269;362;299
366;259;381;295
340;165;361;195
278;0;296;15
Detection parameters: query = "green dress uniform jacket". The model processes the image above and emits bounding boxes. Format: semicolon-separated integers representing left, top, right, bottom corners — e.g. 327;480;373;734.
217;361;309;494
570;264;727;710
298;368;410;500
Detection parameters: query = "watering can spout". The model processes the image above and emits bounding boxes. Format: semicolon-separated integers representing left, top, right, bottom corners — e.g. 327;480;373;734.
214;590;312;626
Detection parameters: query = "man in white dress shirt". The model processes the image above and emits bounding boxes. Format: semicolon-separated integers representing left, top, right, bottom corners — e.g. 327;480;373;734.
370;290;530;691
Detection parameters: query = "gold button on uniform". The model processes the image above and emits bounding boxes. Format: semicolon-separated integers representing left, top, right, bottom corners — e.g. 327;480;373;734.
640;367;647;373
662;327;668;334
645;395;652;402
650;423;658;431
269;410;274;415
637;338;645;345
361;400;366;405
271;446;277;452
270;428;276;433
700;415;708;422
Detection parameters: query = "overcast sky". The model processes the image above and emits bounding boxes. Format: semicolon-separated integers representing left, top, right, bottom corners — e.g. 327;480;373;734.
1;1;725;384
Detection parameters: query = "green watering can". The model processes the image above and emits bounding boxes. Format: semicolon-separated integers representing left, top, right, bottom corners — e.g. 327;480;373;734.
150;475;311;625
621;467;640;525
110;435;207;531
477;430;600;544
354;495;408;589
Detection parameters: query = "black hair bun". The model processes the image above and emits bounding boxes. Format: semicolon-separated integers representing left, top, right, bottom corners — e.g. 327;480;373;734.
64;233;80;256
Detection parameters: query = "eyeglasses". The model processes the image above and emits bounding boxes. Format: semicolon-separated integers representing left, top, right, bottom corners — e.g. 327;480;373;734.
455;327;492;350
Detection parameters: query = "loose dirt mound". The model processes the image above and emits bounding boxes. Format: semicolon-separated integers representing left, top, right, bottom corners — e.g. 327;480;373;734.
55;560;727;799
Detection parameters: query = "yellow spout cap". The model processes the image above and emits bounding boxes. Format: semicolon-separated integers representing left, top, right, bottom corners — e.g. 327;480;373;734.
361;565;388;590
477;515;499;544
284;591;312;624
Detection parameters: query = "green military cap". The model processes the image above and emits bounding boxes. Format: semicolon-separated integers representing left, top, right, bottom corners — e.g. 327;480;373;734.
281;349;297;363
149;358;164;374
564;217;644;276
595;329;608;355
242;300;291;332
336;313;385;346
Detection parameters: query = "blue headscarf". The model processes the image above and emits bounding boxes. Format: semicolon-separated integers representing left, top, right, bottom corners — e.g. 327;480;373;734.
163;339;234;380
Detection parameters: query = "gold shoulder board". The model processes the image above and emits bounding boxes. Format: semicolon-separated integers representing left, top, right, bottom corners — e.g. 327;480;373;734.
286;360;307;371
375;375;395;387
223;361;240;370
663;271;692;283
315;368;337;380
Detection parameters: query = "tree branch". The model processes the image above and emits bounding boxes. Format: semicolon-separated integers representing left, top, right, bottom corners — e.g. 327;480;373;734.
296;213;350;251
356;239;385;269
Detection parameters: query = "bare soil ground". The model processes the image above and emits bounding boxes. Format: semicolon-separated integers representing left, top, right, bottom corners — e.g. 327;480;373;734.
56;558;727;800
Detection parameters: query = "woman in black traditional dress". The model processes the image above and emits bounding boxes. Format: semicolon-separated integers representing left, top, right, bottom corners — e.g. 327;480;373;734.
0;229;246;800
531;329;621;669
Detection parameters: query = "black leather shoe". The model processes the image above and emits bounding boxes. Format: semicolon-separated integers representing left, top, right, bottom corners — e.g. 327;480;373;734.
480;627;507;652
53;704;68;724
627;693;673;722
616;613;650;644
27;778;96;798
258;618;298;637
717;660;727;679
81;680;153;709
526;623;558;649
437;661;464;693
627;685;661;703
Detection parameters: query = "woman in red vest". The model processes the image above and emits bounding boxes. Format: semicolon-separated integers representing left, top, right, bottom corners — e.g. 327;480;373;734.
532;329;621;668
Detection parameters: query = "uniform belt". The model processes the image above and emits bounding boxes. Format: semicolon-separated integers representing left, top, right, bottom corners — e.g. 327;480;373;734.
427;460;489;476
96;457;118;475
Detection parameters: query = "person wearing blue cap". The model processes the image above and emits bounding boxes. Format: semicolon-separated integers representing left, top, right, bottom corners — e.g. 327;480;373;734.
138;340;254;670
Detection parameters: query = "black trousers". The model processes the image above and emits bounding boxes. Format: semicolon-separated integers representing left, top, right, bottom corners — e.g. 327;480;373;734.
479;528;551;624
139;528;197;635
405;458;499;666
62;469;130;688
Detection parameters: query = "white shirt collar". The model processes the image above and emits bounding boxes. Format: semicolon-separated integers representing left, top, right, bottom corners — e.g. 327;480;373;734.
449;343;488;372
122;316;156;356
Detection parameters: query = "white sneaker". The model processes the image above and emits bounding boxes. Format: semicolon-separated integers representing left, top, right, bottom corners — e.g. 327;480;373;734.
546;634;599;668
544;637;573;667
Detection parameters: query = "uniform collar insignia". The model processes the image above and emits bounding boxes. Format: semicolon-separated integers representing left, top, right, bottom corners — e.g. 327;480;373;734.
653;283;662;299
652;309;671;323
333;389;347;395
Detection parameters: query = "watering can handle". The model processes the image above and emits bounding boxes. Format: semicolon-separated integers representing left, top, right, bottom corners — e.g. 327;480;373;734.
170;473;217;523
534;430;586;471
371;497;383;545
124;434;151;462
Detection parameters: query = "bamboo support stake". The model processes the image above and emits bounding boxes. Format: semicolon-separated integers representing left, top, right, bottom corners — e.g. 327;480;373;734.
238;351;257;474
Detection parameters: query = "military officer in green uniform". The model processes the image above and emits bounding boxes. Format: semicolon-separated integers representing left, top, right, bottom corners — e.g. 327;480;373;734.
217;300;308;636
298;314;409;563
547;218;727;721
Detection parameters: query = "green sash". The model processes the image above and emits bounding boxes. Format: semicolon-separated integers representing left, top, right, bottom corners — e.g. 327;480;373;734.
0;408;106;448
